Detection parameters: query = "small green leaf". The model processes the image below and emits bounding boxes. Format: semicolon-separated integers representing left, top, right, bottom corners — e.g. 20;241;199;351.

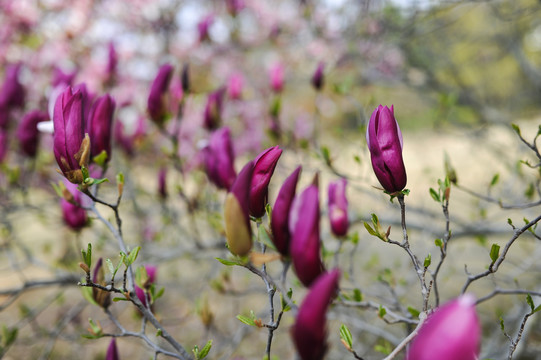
321;146;331;166
507;218;513;226
511;123;521;136
258;225;276;251
434;238;443;248
236;315;255;326
82;243;92;268
2;326;17;348
113;297;130;302
424;253;431;268
198;340;212;359
526;294;535;313
156;329;162;337
92;150;108;167
407;306;420;318
499;316;505;331
353;155;361;164
116;172;124;184
364;222;377;236
339;324;353;349
126;246;141;266
353;288;362;302
378;305;387;318
489;244;500;263
81;286;98;306
215;257;241;266
490;173;500;187
105;259;115;276
350;232;359;245
429;188;440;202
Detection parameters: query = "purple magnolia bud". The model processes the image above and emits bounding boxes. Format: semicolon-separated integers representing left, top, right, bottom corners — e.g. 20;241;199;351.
16;110;48;158
0;63;25;111
289;185;324;287
269;63;284;93
226;0;245;15
136;265;158;307
407;294;481;360
92;258;111;309
89;94;115;163
203;127;236;190
158;167;167;200
181;64;190;94
311;62;325;91
366;105;407;193
0;130;7;163
105;42;117;83
52;67;77;87
61;180;87;231
147;64;174;126
292;269;340;360
224;161;254;256
249;146;282;218
53;86;90;184
106;338;119;360
270;166;301;256
328;178;348;237
203;89;225;131
197;14;214;42
227;72;244;100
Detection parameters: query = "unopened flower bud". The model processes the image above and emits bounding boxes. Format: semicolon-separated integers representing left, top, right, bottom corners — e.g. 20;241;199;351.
366;105;407;193
92;258;111;309
203;127;236;190
406;294;481;360
17;110;49;158
89;94;115;163
147;64;174;126
311;62;325;91
224;161;254;256
61;181;88;231
106;338;119;360
328;178;348;237
269;63;284;94
249;146;282;218
203;89;225;131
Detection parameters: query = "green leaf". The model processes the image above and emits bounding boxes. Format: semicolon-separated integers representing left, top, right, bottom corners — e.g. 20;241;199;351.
350;232;359;245
339;324;353;349
81;286;98;306
321;146;331;166
434;238;443;248
2;326;18;348
429;188;440;202
81;243;92;268
511;123;521;136
364;222;377;236
353;155;361;164
116;172;124;184
258;225;276;251
105;259;115;276
489;244;500;263
156;329;162;337
215;257;241;266
490;173;500;187
378;305;387;318
236;315;255;326
353;288;362;302
198;340;212;359
407;306;420;319
526;294;535;313
424;253;431;268
499;316;505;331
113;296;130;302
92;150;108;167
126;246;141;266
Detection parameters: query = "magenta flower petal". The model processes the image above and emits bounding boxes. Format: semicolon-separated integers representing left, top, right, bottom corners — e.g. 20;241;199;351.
106;338;119;360
249;146;282;218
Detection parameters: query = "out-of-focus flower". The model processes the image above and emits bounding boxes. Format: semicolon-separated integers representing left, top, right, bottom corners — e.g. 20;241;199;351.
0;130;8;163
292;269;340;360
158;167;167;200
181;64;190;94
289;184;324;287
17;110;48;158
147;64;174;127
224;161;254;256
197;14;214;42
92;258;111;309
249;146;282;218
106;338;119;360
0;63;25;111
203;127;236;190
136;265;158;307
105;42;117;84
366;105;407;193
227;72;244;100
114;116;146;157
203;89;225;130
328;178;348;237
311;62;325;91
61;180;87;231
89;94;115;163
406;294;481;360
226;0;245;16
52;66;77;87
270;166;301;256
269;63;284;93
53;86;90;184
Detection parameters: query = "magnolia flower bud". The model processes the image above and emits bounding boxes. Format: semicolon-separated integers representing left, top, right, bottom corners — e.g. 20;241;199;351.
136;265;157;307
53;86;90;184
270;166;301;256
407;294;481;360
366;105;407;193
106;338;119;360
61;180;88;231
17;110;48;158
203;127;236;190
158;167;167;200
328;178;348;237
105;42;117;84
249;146;282;218
227;72;244;100
292;269;340;360
197;14;214;42
290;184;324;287
203;89;225;131
147;64;174;126
269;63;284;94
311;62;325;91
89;94;115;163
224;161;254;256
92;258;111;309
0;63;25;112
